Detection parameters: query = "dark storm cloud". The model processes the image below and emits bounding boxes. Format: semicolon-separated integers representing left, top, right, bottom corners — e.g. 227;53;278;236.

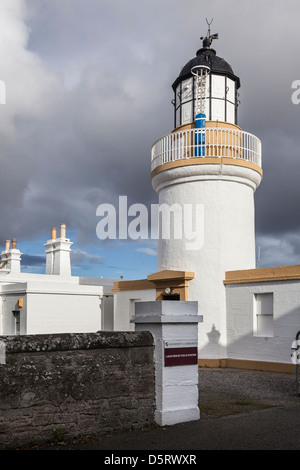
0;0;300;268
21;254;45;267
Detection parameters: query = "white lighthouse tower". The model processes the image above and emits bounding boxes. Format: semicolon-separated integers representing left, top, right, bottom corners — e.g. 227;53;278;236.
151;26;263;360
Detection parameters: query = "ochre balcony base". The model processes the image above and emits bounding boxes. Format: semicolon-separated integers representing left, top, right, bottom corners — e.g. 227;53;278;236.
198;358;296;374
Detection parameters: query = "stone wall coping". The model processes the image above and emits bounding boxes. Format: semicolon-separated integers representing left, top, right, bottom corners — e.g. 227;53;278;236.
0;331;154;354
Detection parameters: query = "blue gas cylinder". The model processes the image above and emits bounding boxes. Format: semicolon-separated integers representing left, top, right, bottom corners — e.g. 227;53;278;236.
194;113;206;157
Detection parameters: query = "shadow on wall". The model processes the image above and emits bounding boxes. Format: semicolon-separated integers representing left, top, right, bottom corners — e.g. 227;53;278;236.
198;304;300;365
207;324;221;344
198;323;226;359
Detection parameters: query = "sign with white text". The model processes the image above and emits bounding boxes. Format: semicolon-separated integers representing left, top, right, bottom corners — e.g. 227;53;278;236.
164;340;198;367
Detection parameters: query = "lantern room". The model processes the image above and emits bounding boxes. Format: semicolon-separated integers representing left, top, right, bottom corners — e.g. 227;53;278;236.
172;26;241;129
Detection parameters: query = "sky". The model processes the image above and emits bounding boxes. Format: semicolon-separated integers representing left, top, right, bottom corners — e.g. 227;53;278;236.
0;0;299;280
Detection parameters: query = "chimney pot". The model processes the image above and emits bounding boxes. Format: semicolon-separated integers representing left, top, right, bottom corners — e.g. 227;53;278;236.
5;240;10;251
11;239;17;249
60;223;66;239
51;227;57;240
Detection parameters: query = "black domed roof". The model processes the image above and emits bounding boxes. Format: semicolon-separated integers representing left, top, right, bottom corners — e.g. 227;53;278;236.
172;40;240;90
180;48;234;76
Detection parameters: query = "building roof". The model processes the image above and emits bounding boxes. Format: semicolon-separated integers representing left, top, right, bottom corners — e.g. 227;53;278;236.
172;41;241;90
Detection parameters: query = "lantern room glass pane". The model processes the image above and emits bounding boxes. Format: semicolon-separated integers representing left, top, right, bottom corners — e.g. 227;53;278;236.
227;102;235;124
203;98;210;119
182;101;193;124
226;78;235;103
212;75;225;99
211;98;225;121
176;84;181;109
176;107;181;128
181;78;193;103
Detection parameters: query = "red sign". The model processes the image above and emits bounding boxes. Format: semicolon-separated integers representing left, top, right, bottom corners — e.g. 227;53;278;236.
164;341;198;367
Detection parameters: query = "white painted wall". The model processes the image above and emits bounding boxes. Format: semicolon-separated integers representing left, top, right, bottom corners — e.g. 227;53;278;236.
0;280;104;335
226;280;300;364
26;293;101;335
0;283;27;335
113;289;156;331
152;163;262;359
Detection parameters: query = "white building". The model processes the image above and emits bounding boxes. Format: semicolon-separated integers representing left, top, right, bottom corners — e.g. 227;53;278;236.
2;29;298;374
0;224;115;335
113;30;299;373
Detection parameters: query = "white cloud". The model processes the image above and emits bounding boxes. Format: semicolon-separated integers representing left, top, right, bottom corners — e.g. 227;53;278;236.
0;1;61;139
137;247;157;257
71;248;103;265
256;232;300;268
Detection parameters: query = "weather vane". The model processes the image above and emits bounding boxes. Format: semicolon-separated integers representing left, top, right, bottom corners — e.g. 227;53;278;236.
200;18;219;49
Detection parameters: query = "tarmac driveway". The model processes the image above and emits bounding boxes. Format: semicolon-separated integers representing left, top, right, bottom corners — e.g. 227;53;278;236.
35;367;300;451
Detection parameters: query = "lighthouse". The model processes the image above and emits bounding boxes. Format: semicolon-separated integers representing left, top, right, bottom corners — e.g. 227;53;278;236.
151;26;263;360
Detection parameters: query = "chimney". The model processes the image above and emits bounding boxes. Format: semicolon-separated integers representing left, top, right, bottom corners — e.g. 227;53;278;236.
45;227;57;275
45;224;73;276
1;238;22;273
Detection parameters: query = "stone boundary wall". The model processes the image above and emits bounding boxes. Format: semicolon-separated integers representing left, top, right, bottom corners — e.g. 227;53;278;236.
0;331;155;449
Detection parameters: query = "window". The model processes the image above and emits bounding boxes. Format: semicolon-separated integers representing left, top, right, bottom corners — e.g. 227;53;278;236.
211;98;225;121
162;294;180;301
181;101;193;124
13;310;21;335
226;102;235;124
254;293;274;337
211;75;225;99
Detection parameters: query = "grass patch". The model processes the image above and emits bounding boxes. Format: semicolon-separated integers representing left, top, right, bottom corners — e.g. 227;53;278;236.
199;399;276;417
230;400;260;406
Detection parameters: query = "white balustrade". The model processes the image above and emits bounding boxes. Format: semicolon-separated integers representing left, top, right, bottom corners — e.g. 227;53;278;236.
151;128;262;171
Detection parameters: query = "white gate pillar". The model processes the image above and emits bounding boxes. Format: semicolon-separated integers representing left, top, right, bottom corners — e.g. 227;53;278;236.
132;301;203;426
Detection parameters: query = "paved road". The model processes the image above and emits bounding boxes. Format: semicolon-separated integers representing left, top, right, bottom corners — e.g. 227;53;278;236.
53;405;300;451
37;368;300;452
